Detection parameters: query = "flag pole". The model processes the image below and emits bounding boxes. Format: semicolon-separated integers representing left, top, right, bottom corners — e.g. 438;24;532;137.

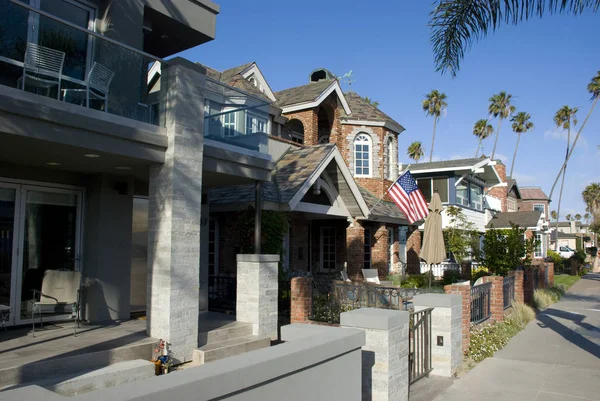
367;164;411;215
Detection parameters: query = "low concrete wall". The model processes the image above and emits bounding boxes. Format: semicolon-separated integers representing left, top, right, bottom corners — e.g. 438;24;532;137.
1;325;364;401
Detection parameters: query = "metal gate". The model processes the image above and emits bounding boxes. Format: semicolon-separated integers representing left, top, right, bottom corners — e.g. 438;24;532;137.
409;307;433;384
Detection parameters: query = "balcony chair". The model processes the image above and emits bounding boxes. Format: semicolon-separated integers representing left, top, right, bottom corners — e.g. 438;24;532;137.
63;62;114;112
361;268;380;284
31;269;82;337
18;43;66;99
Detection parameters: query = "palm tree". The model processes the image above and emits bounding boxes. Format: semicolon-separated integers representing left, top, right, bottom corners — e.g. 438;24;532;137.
585;212;591;224
575;213;582;221
488;92;515;160
422;90;448;162
565;214;572;221
549;72;600;203
473;119;493;157
429;1;600;76
553;105;579;251
407;141;425;163
550;210;558;221
509;111;534;177
583;183;600;218
363;96;379;108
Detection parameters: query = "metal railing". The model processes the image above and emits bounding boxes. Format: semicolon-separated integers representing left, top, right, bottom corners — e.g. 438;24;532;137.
278;279;291;322
208;275;236;313
1;0;163;125
503;276;515;309
470;282;492;324
409;308;433;384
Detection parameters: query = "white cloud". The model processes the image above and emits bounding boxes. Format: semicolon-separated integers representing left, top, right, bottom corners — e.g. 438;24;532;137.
512;172;537;185
543;128;589;149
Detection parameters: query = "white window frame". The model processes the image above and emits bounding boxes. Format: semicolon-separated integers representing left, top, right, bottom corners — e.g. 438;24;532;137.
507;197;517;212
354;134;372;178
456;182;469;207
387;137;395;180
222;110;237;138
246;113;267;135
320;226;336;271
534;233;543;258
470;184;483;211
533;203;545;214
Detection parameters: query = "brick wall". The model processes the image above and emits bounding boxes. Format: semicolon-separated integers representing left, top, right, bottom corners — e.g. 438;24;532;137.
291;277;312;323
372;223;390;279
406;228;422;274
487;161;507;212
346;222;365;281
547;262;554;287
283;109;318;145
444;283;471;354
482;276;504;322
290;213;309;272
509;270;525;304
518;200;550;217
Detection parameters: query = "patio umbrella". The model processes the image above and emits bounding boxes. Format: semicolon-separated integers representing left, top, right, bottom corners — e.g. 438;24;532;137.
420;192;446;289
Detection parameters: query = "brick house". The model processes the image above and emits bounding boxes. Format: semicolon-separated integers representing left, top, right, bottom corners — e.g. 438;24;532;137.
486;211;550;261
197;65;412;308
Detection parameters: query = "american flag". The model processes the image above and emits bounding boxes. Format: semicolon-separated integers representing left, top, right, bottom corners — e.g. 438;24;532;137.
388;171;429;224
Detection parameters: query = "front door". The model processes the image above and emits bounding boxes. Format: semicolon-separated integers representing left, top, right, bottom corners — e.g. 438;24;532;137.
0;181;83;326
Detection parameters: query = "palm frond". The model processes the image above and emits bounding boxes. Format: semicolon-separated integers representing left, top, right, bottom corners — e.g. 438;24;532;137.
430;0;600;76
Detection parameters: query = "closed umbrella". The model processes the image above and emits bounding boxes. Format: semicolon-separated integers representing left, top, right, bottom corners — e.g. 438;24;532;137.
420;192;446;289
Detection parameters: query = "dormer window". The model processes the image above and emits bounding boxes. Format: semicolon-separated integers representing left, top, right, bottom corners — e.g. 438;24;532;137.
249;76;257;87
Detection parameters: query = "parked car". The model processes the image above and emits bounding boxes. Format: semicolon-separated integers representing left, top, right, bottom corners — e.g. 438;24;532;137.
558;246;576;259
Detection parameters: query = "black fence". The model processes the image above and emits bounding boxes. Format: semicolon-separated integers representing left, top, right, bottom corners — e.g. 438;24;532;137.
208;275;236;313
278;279;291;323
503;276;515;309
409;308;433;384
470;282;492;324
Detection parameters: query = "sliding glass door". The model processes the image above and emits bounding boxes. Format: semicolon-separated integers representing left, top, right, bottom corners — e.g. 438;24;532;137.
0;183;19;325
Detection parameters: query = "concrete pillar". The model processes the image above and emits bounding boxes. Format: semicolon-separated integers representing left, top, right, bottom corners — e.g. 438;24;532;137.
291;277;312;324
444;282;470;354
413;294;463;377
236;254;280;340
482;276;504;322
341;308;410;401
147;63;205;363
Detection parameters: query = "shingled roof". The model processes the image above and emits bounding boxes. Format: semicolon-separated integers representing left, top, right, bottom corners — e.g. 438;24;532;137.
409;157;488;171
197;62;272;102
486;211;543;229
519;187;549;201
274;80;334;108
342;91;405;133
359;187;408;222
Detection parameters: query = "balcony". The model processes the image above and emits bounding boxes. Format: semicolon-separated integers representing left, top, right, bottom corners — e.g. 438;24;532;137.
0;0;164;126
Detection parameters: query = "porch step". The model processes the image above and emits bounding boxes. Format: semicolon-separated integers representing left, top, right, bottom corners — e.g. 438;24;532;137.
192;335;271;364
198;320;254;346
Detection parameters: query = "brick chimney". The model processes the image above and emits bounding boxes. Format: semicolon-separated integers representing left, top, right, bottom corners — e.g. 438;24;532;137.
487;161;507;212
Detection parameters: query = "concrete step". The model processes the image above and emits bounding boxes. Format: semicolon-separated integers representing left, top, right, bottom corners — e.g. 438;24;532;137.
193;335;271;364
198;321;253;346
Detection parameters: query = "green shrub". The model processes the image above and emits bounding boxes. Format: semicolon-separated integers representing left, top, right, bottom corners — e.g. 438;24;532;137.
572;250;587;264
533;287;564;310
311;295;356;323
471;270;490;284
442;269;462;286
547;250;563;264
401;274;427;288
509;301;535;327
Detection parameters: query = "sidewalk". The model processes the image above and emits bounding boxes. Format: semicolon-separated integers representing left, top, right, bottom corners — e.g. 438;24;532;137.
434;274;600;401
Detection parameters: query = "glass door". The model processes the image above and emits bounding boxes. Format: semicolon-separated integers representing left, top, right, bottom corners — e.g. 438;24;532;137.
16;186;82;323
0;183;19;326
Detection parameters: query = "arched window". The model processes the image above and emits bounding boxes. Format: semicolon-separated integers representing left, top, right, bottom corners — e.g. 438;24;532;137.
354;134;372;177
387;137;395;180
318;136;330;144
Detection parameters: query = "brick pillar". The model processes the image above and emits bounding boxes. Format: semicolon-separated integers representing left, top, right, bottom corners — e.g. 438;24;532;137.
547;262;555;287
346;223;364;281
372;223;389;279
510;270;525;304
482;276;504;322
444;283;471;354
523;269;534;305
341;309;410;401
291;277;312;323
406;229;422;274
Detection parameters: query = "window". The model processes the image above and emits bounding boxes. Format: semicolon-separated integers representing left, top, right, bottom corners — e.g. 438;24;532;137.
320;227;336;270
456;183;469;206
470;184;483;211
533;204;545;214
223;111;236;138
208;219;218;276
387;137;395;180
418;179;432;202
507;197;517;212
534;233;543;258
291;135;304;144
246;114;267;135
354;134;371;177
417;177;449;203
318;136;330;144
364;228;372;270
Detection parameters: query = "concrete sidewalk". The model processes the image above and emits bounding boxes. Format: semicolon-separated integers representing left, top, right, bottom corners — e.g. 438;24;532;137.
434;274;600;401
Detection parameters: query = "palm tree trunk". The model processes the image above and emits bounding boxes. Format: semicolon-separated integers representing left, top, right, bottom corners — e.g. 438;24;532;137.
491;118;502;160
549;97;599;201
475;138;482;157
554;127;571;251
429;117;438;162
509;132;521;177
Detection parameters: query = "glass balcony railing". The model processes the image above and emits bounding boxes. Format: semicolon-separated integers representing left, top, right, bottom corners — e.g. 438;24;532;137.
203;78;271;154
0;0;163;126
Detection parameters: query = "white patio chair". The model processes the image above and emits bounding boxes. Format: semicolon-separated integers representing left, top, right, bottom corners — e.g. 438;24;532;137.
362;268;380;285
31;269;82;337
19;43;66;99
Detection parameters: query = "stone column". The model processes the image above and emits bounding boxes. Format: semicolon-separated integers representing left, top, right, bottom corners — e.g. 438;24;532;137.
341;308;410;401
482;276;504;322
237;254;280;340
444;283;470;354
291;277;312;324
413;294;463;377
147;63;205;363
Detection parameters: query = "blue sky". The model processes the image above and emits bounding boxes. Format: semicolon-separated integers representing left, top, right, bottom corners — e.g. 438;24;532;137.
179;0;600;219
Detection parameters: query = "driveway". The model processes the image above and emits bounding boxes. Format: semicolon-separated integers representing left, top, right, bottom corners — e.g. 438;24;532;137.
434;274;600;401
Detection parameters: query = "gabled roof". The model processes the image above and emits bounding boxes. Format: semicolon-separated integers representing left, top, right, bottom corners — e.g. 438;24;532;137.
208;145;370;218
486;211;543;229
409;157;501;186
410;157;486;172
341;91;405;134
197;62;275;102
506;178;521;199
519;187;549;201
274;80;333;108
